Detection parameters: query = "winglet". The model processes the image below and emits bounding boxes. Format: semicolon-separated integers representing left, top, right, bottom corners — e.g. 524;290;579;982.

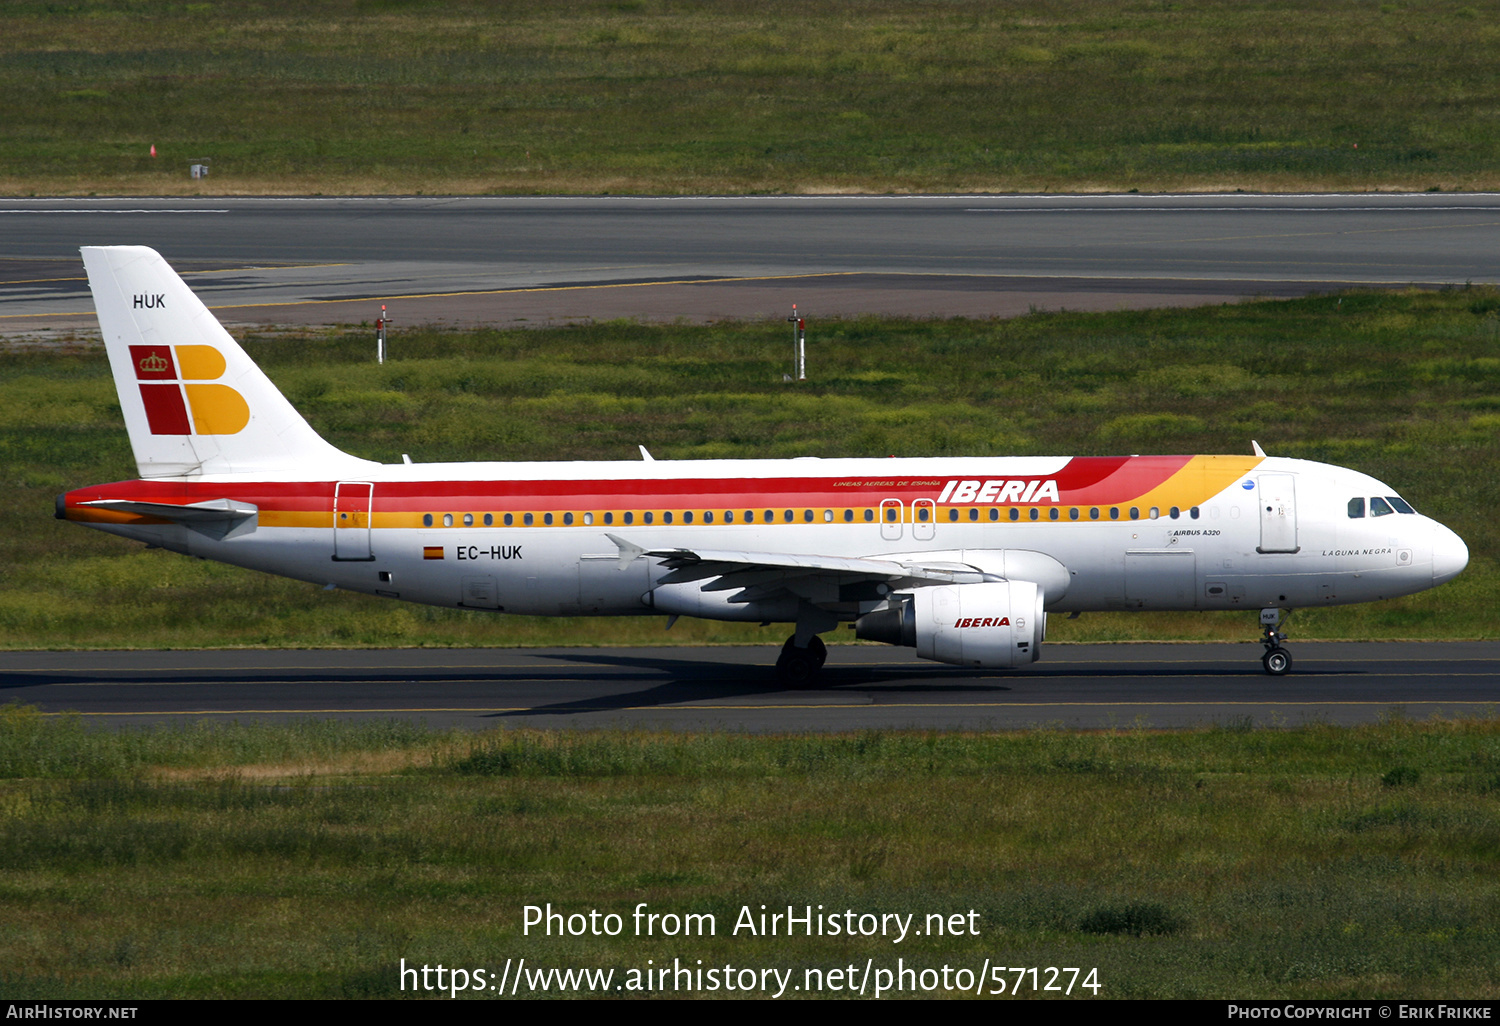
638;445;655;461
605;532;646;570
1252;440;1267;457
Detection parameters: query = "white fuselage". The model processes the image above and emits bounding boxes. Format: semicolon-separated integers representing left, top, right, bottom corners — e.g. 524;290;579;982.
66;454;1468;622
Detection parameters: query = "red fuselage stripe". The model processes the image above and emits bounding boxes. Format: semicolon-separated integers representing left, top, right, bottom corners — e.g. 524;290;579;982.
65;456;1202;512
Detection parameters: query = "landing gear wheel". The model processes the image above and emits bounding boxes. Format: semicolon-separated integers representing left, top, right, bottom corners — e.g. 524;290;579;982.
806;635;828;669
775;650;819;687
1259;608;1294;676
775;635;827;686
1262;647;1292;676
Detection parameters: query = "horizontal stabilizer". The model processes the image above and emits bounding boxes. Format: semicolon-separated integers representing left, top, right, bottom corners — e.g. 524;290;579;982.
78;497;259;540
80;497;258;523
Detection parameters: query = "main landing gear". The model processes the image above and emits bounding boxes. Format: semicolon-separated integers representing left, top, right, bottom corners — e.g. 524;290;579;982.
775;634;828;686
1260;607;1293;676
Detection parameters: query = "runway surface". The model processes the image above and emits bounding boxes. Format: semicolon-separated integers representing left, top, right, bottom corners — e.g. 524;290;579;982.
4;194;1499;334
4;642;1496;731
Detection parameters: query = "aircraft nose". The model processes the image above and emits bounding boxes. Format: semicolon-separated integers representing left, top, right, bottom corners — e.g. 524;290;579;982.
1431;521;1469;586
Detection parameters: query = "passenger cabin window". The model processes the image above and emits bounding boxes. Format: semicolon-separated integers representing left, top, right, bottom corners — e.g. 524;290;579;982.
423;514;433;527
1348;497;1365;519
1370;497;1395;517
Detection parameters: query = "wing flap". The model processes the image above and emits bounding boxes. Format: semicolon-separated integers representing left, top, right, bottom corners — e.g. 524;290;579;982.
606;535;999;598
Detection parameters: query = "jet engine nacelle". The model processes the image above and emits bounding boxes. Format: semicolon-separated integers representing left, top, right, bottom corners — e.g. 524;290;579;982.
855;580;1045;668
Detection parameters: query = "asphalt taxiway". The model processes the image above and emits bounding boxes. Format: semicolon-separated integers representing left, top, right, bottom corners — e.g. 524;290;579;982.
4;642;1496;731
5;193;1498;335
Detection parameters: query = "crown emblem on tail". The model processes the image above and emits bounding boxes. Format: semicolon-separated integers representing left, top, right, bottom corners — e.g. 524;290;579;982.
138;353;168;373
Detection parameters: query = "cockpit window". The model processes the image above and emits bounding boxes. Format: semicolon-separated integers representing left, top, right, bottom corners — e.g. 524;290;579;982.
1347;497;1365;519
1370;496;1395;517
1388;496;1416;514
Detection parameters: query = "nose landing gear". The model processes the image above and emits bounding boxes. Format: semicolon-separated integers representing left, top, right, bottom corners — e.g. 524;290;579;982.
1260;607;1293;675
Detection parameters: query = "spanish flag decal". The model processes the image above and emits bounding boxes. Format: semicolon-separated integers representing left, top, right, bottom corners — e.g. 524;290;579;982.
423;546;444;560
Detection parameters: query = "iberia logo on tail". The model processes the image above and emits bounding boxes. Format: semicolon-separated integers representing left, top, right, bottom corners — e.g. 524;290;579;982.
130;344;249;435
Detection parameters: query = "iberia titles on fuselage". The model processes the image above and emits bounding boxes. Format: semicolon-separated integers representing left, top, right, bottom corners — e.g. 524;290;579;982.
58;246;1469;681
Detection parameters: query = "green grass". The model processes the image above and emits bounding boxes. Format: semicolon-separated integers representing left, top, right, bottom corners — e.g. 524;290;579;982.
3;288;1496;648
2;0;1499;195
1;710;1498;998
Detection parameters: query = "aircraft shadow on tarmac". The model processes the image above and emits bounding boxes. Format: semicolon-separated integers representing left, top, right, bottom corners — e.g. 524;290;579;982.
0;650;1350;724
491;652;1352;719
488;652;1014;719
0;657;1345;695
533;650;1349;682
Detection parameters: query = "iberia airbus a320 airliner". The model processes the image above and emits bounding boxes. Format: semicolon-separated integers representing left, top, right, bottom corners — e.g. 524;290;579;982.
58;247;1469;682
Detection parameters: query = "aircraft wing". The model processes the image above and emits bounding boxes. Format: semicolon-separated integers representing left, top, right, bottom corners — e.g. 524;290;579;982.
606;533;998;606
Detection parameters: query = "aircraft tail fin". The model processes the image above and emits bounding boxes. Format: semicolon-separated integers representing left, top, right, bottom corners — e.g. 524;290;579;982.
81;245;375;479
